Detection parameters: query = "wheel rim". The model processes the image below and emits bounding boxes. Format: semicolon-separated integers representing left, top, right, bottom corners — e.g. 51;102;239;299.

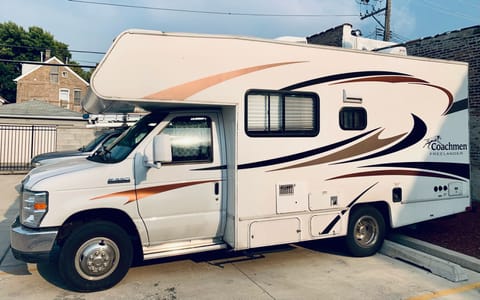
75;237;120;281
353;215;379;248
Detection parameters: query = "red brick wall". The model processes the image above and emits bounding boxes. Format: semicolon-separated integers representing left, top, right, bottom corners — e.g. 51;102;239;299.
307;25;344;47
16;63;88;113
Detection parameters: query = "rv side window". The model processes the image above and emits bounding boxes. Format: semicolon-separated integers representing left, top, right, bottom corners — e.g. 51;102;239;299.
245;90;319;137
339;107;367;130
162;116;213;163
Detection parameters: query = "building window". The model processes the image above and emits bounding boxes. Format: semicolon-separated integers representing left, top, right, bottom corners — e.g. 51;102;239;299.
62;71;68;78
339;107;367;130
59;88;70;108
74;89;82;106
161;116;213;163
50;66;59;83
245;89;319;137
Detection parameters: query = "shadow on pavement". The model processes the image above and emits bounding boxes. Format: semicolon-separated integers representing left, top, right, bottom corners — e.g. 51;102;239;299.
135;243;297;270
37;261;69;290
298;237;350;256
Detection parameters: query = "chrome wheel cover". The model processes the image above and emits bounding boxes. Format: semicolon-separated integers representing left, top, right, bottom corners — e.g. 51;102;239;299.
74;237;120;281
353;215;379;248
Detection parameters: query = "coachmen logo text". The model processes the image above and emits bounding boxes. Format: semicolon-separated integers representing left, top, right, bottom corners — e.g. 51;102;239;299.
423;135;467;156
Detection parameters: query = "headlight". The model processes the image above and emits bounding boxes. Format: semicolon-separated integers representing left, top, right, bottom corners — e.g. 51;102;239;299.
21;190;48;228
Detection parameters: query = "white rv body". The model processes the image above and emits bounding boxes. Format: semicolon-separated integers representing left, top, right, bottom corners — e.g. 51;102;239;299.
12;30;470;291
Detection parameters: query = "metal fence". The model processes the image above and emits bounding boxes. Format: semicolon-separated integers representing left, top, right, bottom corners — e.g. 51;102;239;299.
0;124;57;171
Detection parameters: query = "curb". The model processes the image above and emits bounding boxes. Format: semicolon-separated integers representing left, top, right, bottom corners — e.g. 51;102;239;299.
387;233;480;273
380;240;468;282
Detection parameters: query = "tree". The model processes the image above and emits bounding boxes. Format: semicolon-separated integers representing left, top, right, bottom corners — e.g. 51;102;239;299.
0;21;91;102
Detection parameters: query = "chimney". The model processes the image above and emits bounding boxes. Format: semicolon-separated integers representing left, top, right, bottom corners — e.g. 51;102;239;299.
45;49;51;60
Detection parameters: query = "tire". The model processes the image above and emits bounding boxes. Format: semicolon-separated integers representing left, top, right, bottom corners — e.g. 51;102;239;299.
58;221;133;292
345;206;385;257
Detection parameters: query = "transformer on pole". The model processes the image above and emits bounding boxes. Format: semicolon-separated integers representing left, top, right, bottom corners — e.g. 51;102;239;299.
359;0;391;41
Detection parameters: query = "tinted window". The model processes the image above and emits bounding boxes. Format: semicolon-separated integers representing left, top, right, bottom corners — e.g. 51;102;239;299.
339;107;367;130
246;90;319;137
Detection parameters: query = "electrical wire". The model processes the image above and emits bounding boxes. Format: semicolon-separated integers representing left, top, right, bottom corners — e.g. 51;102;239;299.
417;0;478;22
67;0;358;18
0;43;105;55
0;58;96;69
390;32;410;43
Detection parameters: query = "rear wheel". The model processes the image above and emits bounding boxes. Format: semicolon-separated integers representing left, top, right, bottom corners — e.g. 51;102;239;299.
345;206;385;257
58;221;133;292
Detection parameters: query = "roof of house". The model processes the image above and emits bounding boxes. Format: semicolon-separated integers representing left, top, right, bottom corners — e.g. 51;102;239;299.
13;56;89;86
0;99;85;120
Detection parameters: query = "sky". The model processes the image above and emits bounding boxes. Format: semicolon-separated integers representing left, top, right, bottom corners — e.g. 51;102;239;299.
0;0;479;66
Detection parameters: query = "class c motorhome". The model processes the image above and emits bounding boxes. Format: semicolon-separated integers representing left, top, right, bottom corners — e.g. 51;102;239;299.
11;29;471;291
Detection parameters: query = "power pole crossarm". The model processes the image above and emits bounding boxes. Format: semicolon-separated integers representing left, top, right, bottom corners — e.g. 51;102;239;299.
359;0;392;41
360;7;386;20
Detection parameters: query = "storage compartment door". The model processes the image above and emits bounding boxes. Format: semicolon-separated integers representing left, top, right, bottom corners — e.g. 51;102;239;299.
249;218;301;248
310;213;343;237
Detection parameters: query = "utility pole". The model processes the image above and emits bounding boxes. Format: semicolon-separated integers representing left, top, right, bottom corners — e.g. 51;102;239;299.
384;0;391;41
359;0;392;41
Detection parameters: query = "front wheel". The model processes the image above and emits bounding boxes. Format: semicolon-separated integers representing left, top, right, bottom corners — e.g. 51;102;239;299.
345;206;385;257
58;221;133;292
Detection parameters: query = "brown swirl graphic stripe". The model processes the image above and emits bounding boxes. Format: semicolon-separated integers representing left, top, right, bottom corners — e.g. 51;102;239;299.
91;179;218;204
327;170;463;181
271;129;406;171
143;61;304;100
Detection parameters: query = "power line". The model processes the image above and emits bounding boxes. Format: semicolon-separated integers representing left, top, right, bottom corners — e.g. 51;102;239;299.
0;43;105;55
68;0;358;18
390;32;410;43
76;59;100;64
69;49;105;55
417;0;478;22
0;58;96;69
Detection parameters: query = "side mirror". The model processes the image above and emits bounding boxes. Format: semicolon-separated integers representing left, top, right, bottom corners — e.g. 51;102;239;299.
144;134;172;168
154;134;172;163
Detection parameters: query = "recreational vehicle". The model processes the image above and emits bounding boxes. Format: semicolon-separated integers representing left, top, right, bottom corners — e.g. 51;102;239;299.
11;30;470;291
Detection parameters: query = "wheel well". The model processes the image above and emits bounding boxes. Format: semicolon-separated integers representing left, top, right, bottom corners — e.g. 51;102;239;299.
56;208;143;262
351;201;391;230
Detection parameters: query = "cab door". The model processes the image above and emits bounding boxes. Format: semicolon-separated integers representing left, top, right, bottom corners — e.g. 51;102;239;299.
136;112;225;245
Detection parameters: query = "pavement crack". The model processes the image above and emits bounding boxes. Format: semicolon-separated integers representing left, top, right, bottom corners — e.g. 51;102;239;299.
232;263;276;300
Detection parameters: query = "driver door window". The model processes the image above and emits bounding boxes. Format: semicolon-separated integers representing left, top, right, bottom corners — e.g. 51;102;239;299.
162;116;213;163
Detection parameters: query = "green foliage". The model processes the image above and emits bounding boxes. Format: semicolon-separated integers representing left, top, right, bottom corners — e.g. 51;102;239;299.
69;61;93;83
0;21;90;102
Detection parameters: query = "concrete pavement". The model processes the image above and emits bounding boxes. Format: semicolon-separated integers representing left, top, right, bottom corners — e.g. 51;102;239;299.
0;175;28;275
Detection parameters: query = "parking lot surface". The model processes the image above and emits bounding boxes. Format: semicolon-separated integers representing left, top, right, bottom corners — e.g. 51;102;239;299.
2;174;480;299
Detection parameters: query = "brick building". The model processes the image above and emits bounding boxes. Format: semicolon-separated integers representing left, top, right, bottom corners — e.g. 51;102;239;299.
14;56;89;113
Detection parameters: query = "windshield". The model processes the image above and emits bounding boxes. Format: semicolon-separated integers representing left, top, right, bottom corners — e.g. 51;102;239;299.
83;132;111;152
88;112;167;163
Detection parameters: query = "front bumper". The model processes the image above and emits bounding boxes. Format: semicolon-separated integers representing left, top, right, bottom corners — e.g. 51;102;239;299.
10;218;59;263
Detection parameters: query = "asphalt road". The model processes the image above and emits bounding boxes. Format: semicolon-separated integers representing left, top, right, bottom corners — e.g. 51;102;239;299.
2;174;480;299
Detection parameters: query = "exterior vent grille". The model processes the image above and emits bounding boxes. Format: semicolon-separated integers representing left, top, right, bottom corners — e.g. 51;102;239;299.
279;184;295;196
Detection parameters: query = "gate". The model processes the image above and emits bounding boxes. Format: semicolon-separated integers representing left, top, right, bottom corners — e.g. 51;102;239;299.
0;124;57;171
